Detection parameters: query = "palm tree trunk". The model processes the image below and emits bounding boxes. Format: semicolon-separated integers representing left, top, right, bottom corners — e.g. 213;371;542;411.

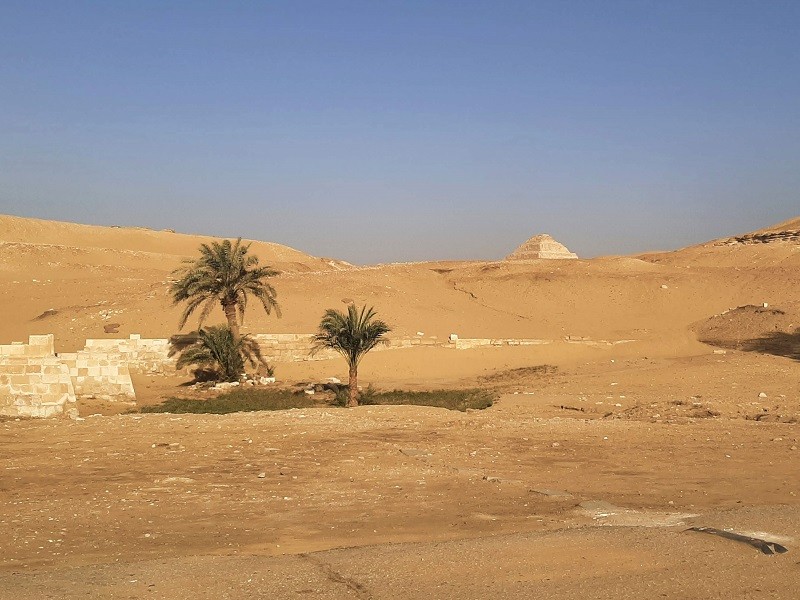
348;365;359;407
222;302;240;340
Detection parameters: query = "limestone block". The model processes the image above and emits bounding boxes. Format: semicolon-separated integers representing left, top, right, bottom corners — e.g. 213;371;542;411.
85;339;116;348
28;334;55;355
0;345;25;356
41;373;61;384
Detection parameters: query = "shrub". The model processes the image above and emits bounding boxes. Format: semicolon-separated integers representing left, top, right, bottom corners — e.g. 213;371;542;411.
170;326;263;382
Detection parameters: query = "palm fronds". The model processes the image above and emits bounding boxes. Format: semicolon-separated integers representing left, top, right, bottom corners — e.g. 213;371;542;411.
170;238;280;334
313;304;391;368
313;304;391;407
171;325;264;382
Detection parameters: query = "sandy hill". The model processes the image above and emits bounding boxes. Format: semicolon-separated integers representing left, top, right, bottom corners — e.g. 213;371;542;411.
0;213;337;270
636;216;800;269
755;216;800;233
0;213;798;358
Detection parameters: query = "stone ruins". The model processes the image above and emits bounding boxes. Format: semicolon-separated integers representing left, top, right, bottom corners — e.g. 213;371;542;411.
1;330;629;418
505;234;578;260
0;335;76;418
0;334;158;418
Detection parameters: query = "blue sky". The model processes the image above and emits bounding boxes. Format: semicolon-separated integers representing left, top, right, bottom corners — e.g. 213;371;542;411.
1;1;798;263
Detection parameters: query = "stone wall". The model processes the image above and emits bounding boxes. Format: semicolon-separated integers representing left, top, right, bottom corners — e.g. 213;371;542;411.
1;334;137;418
252;333;560;357
252;334;337;362
83;334;175;375
0;334;55;358
252;334;452;362
453;338;552;350
58;351;136;401
0;331;631;418
0;335;77;418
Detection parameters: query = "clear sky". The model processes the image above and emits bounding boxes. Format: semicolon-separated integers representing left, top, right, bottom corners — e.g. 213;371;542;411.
1;1;798;263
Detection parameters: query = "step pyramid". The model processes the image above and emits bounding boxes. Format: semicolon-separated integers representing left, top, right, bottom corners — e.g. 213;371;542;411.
505;234;578;260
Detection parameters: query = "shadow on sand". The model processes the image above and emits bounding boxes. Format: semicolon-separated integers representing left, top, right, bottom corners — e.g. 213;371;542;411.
740;329;800;361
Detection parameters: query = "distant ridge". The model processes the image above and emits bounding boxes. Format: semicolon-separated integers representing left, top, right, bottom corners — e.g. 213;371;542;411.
0;213;329;268
712;215;800;247
753;216;800;234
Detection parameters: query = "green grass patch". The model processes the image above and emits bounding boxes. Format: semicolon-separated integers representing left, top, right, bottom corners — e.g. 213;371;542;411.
139;388;315;414
137;387;496;415
360;388;496;412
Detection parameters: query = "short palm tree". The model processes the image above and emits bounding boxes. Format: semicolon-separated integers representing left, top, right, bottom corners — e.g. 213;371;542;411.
313;304;391;407
170;238;280;340
170;325;263;382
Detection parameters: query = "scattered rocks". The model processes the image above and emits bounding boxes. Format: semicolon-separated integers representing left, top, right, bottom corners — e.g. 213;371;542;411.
399;448;430;458
212;381;241;391
529;488;574;499
160;477;195;484
578;500;697;527
33;308;59;320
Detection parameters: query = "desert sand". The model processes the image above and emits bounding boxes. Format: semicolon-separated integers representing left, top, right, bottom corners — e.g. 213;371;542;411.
1;213;799;598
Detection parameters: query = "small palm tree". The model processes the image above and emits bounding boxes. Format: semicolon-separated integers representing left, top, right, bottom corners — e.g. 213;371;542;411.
170;325;263;382
170;238;280;340
313;304;391;407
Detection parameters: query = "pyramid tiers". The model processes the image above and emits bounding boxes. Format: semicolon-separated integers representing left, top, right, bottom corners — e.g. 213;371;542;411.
505;234;578;260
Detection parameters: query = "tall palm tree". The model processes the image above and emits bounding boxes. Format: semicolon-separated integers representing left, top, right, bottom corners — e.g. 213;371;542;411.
170;238;280;340
313;304;391;407
170;325;263;382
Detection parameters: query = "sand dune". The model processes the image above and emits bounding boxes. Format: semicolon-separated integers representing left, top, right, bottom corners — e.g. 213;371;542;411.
3;213;798;353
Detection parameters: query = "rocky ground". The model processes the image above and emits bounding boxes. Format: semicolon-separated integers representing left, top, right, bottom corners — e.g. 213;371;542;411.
2;348;799;598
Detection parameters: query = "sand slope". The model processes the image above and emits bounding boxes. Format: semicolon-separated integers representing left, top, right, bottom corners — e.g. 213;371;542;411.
1;213;798;357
